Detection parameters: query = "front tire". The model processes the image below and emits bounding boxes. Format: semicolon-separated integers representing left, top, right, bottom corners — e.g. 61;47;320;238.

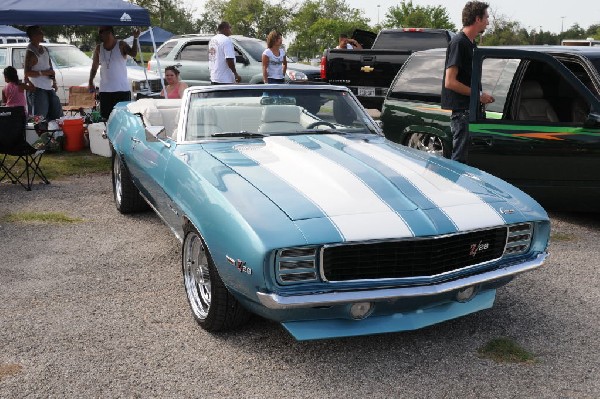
405;132;449;158
182;226;250;332
112;153;149;214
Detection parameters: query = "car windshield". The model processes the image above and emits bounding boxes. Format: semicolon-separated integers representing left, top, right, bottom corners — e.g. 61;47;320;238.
235;38;267;62
184;88;377;141
48;46;92;68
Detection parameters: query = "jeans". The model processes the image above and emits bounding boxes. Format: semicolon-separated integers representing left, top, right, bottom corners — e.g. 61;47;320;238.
30;88;63;120
450;110;470;164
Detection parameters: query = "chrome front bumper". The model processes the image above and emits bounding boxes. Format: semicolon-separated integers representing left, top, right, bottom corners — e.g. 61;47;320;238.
257;253;548;310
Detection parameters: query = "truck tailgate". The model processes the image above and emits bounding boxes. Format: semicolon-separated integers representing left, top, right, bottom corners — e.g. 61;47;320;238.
326;49;412;88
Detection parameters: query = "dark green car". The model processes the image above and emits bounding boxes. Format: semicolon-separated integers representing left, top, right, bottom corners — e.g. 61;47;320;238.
381;46;600;211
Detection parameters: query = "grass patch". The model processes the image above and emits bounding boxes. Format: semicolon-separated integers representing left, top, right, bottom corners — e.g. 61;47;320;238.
550;232;575;242
478;337;536;364
1;212;84;224
3;152;111;181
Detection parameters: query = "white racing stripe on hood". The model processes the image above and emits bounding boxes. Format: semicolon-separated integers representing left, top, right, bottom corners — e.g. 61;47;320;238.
328;135;504;230
235;136;413;241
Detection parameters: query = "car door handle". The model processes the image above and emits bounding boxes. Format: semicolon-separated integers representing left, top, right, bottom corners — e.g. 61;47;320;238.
471;137;492;146
131;137;141;143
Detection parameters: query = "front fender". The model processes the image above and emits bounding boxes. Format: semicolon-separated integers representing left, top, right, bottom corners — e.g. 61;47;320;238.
164;147;307;303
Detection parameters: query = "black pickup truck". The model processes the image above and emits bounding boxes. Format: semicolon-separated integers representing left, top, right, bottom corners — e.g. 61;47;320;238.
320;28;454;109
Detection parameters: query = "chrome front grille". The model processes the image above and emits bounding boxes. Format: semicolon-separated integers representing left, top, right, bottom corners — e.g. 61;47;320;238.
504;223;533;256
276;247;318;284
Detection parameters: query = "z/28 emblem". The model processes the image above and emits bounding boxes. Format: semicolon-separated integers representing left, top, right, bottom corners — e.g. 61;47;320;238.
226;255;252;275
469;241;490;257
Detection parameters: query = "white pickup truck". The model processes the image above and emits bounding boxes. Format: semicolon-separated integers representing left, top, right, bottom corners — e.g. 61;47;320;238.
0;42;161;104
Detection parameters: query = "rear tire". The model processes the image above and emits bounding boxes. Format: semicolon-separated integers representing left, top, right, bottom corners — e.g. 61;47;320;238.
112;153;149;214
405;132;450;158
182;226;251;332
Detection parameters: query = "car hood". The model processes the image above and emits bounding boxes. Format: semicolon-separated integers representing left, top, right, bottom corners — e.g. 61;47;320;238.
66;65;160;84
202;134;531;238
124;67;160;80
286;62;320;74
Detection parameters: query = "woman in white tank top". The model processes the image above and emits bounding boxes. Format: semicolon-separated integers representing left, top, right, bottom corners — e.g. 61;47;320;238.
262;30;287;84
23;25;63;120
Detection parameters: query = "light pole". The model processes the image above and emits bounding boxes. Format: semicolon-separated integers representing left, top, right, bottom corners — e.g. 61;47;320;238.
377;5;381;26
561;16;565;34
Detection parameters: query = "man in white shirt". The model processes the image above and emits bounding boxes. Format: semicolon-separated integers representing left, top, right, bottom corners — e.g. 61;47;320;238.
208;21;241;84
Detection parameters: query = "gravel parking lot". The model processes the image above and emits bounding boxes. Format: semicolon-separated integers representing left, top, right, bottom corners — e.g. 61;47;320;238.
1;173;599;398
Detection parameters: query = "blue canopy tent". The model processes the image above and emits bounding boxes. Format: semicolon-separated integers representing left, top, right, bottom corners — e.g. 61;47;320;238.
0;25;27;36
0;0;164;91
0;0;150;26
125;26;174;46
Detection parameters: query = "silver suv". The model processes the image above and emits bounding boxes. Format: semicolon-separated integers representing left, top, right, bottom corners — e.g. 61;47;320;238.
0;43;162;104
147;34;321;86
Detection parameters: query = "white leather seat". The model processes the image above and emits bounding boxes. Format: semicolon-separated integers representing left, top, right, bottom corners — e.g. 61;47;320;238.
517;81;559;122
258;105;303;133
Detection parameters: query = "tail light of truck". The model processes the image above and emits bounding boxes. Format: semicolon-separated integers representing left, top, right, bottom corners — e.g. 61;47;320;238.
320;56;326;79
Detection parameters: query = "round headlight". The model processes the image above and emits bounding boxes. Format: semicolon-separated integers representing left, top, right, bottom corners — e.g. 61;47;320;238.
349;302;373;320
456;286;477;302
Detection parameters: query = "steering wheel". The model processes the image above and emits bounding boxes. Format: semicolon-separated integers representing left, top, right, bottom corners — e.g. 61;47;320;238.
306;121;337;129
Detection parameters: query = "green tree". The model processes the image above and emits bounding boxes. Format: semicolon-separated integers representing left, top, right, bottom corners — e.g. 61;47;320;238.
383;1;455;30
480;11;527;46
585;24;600;39
562;23;586;39
134;0;197;35
287;0;369;59
197;0;292;38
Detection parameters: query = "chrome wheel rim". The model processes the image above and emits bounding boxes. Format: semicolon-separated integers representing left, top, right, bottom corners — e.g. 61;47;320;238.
183;232;211;319
113;156;122;206
407;133;445;156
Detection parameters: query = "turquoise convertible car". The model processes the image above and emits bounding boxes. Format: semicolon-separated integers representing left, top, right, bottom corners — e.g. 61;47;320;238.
107;85;550;341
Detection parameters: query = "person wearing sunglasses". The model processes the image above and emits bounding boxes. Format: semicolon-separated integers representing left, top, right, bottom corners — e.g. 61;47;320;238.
88;26;140;120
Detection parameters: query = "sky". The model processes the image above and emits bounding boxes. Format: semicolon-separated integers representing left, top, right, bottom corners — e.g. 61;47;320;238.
347;0;599;34
186;0;599;35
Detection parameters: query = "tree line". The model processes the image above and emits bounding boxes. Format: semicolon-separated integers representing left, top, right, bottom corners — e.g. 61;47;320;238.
16;0;600;59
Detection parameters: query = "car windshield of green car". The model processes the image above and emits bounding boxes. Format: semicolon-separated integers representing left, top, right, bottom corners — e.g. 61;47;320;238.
184;88;378;141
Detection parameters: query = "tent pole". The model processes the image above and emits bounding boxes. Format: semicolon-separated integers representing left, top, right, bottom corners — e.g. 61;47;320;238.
136;31;150;93
148;27;165;95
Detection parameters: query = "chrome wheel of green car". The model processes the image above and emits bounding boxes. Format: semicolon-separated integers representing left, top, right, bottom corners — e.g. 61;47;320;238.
182;226;251;331
406;133;446;157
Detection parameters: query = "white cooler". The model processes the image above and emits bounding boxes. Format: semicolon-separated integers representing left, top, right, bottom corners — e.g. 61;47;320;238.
26;123;38;144
88;123;111;157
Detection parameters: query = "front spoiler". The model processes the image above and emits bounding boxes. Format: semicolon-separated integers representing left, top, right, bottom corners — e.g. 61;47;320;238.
257;252;548;310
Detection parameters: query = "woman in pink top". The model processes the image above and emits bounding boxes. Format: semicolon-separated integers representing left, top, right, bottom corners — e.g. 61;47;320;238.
2;66;32;114
161;66;188;99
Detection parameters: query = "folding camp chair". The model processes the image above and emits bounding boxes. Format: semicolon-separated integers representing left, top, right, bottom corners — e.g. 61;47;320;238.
0;106;50;191
63;86;97;117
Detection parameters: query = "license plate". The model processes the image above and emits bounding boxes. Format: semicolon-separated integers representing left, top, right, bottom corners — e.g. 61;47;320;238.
358;87;375;97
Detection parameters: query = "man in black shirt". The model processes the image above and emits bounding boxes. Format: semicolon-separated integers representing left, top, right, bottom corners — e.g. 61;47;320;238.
441;1;494;164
